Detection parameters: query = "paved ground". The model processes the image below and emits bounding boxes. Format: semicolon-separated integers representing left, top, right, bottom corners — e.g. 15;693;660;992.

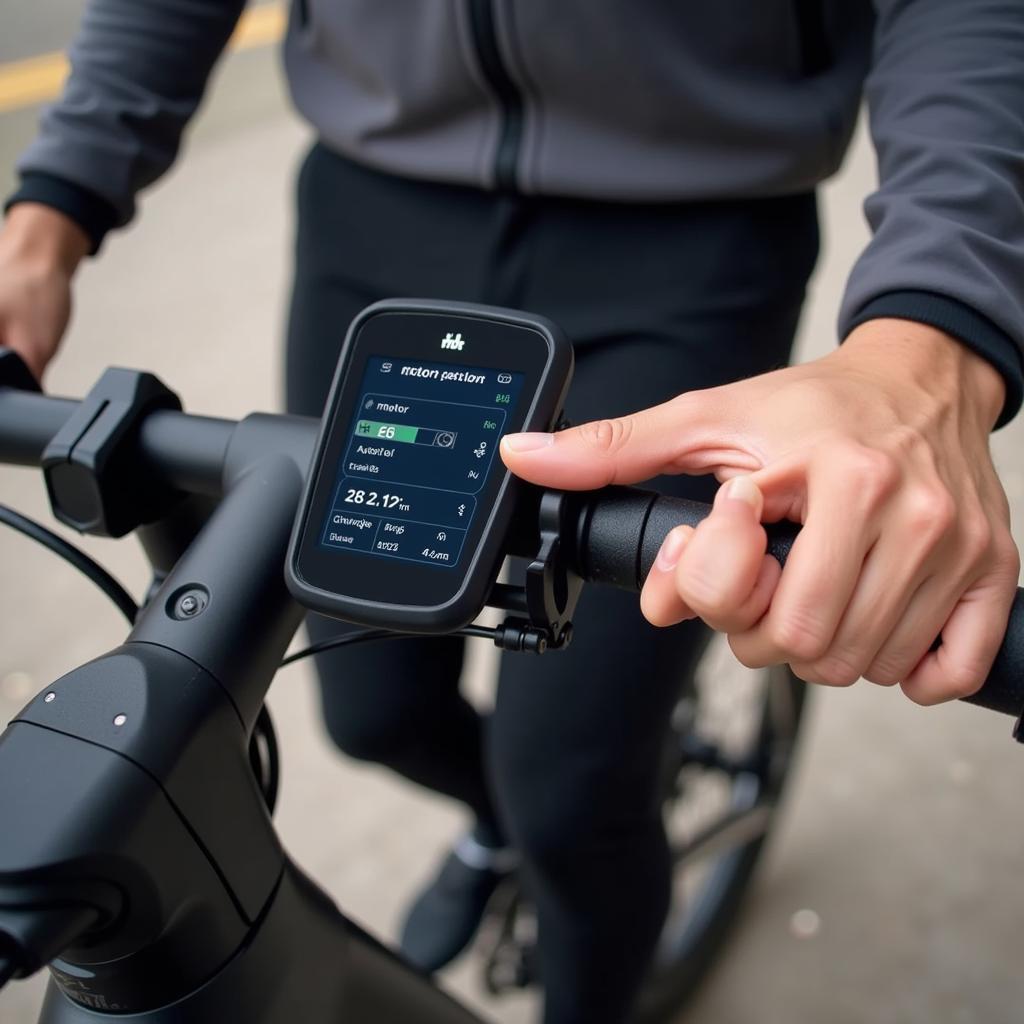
0;0;86;64
2;14;1024;1024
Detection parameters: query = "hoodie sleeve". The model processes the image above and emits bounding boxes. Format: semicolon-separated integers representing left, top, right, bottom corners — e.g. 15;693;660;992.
839;0;1024;427
5;0;248;251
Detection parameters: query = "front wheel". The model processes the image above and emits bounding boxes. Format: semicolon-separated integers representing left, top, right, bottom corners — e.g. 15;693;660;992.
478;640;808;1019
630;641;808;1023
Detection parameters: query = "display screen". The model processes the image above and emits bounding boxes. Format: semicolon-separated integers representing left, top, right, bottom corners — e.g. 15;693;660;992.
317;356;525;569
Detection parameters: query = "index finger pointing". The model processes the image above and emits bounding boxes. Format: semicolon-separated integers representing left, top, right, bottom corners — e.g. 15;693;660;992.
500;394;752;490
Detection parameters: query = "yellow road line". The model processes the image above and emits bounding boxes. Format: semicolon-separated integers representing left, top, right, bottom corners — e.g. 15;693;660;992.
0;52;70;114
231;2;287;52
0;2;286;115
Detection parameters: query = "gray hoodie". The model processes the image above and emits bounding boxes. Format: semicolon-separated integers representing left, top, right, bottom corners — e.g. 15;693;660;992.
9;1;1024;420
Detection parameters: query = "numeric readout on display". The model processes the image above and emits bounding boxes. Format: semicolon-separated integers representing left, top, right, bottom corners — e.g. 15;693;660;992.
343;489;408;511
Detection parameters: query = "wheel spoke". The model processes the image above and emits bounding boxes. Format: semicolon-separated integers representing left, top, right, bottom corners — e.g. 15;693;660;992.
670;774;771;866
677;734;766;777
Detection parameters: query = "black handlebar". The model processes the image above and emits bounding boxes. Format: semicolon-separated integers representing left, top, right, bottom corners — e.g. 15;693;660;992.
571;487;1024;720
1;380;1021;724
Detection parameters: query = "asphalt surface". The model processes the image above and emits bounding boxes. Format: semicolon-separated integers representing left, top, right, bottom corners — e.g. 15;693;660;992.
1;14;1024;1024
0;1;87;64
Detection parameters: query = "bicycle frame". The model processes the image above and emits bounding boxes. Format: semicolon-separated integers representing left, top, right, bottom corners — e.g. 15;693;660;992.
2;413;484;1022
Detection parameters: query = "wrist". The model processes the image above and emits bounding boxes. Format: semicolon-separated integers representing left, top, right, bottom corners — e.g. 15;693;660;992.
838;318;1006;431
2;203;90;277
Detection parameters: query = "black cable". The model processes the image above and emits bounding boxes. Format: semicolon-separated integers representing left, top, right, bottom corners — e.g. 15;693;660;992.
0;502;509;668
457;624;496;642
0;504;138;625
249;704;280;814
0;501;504;666
280;623;496;667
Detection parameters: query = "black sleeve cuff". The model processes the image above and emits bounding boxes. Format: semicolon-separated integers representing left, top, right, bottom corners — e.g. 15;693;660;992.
4;173;120;256
845;290;1024;429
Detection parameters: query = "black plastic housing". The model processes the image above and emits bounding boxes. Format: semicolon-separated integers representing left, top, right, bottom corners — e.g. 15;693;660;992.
285;299;573;632
41;368;182;537
0;346;40;392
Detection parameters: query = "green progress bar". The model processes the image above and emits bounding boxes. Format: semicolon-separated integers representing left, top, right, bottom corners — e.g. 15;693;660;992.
355;420;454;447
356;420;419;443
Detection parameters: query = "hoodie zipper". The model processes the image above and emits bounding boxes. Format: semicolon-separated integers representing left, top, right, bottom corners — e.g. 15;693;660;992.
794;0;830;75
467;0;524;191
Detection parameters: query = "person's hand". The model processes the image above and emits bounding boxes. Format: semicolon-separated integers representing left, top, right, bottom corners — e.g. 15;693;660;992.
500;321;1020;704
0;203;90;382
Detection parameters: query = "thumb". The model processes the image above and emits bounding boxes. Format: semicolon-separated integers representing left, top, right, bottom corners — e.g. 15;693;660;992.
500;393;756;490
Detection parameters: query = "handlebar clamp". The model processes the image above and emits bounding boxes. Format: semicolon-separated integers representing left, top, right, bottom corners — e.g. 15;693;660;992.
490;490;583;654
42;368;183;537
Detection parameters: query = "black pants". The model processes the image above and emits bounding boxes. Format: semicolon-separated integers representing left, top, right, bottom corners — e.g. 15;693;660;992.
286;145;818;1024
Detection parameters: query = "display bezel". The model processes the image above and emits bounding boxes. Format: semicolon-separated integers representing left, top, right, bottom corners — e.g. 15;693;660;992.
286;299;573;631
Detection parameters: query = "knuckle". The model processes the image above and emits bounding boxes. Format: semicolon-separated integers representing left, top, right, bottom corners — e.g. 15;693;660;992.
991;535;1021;581
839;445;900;508
903;486;956;544
728;637;770;670
810;654;862;688
887;423;926;458
959;513;994;565
944;663;986;700
767;612;830;662
788;661;852;687
905;679;937;704
900;680;937;707
864;658;908;687
788;663;820;686
667;390;702;419
679;571;733;620
578;417;634;456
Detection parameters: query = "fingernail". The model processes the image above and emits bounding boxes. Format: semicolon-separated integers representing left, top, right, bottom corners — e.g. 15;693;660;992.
720;476;763;517
502;432;554;452
655;527;689;572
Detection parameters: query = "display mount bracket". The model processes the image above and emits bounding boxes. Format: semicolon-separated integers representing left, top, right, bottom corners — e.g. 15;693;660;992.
487;488;582;655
